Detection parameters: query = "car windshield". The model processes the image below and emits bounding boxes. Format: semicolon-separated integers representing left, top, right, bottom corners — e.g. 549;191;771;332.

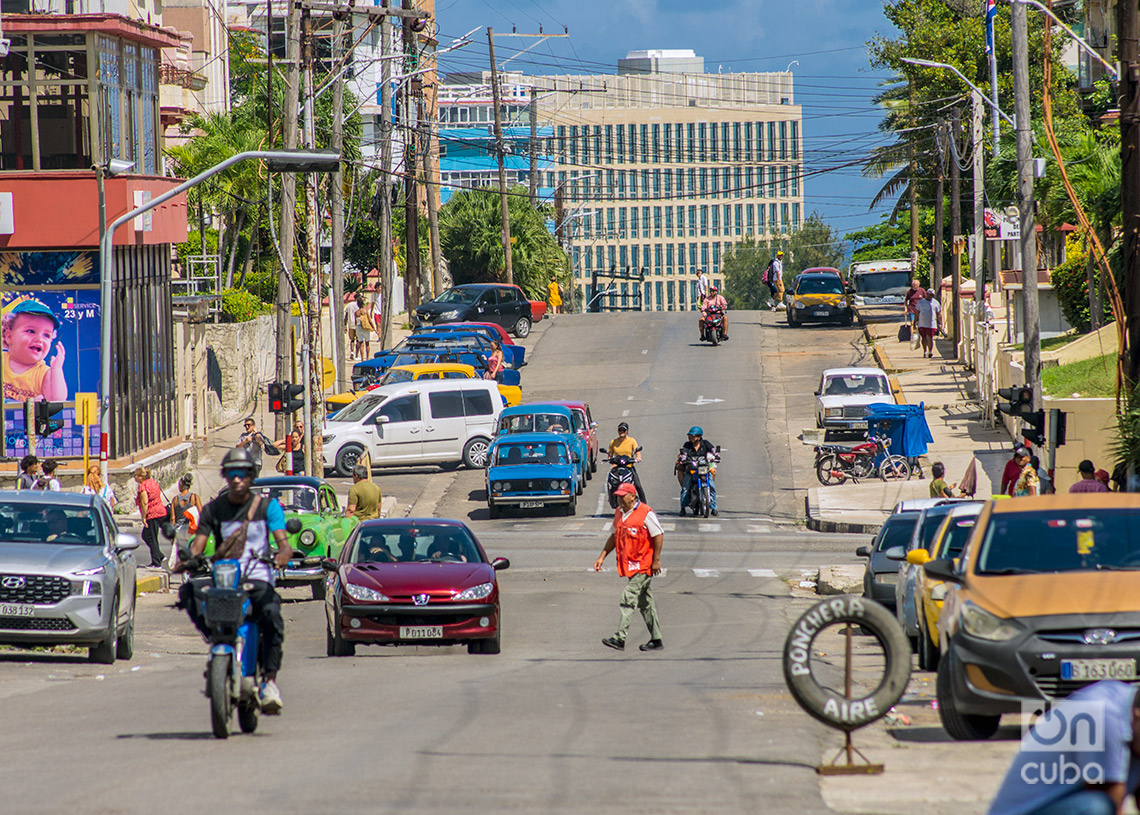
334;393;382;423
499;413;570;434
913;506;957;551
494;441;570;466
434;288;480;305
854;270;911;294
876;517;918;552
933;515;978;559
378;369;416;386
976;509;1140;574
349;524;483;564
823;375;888;396
798;277;844;295
0;504;101;545
260;486;318;512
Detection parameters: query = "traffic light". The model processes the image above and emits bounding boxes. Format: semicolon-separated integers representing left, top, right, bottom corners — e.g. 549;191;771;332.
34;401;64;436
268;382;284;414
1052;409;1067;447
997;386;1033;417
1021;410;1047;447
268;382;305;414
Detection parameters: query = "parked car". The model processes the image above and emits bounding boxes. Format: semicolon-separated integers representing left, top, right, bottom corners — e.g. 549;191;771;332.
0;491;139;664
323;518;509;655
327;362;521;416
786;271;853;327
351;346;521;391
814;367;894;430
486;433;580;518
415;284;540;338
411;321;515;347
906;502;982;670
856;511;920;609
322;379;502;476
930;494;1140;740
379;330;526;370
496;404;588;493
531;399;599;476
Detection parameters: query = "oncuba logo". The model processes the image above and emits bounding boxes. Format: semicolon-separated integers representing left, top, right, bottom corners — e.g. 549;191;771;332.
1019;699;1107;785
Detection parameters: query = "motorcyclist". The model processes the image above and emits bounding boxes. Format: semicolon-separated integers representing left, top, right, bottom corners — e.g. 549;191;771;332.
175;448;292;714
607;421;646;502
675;426;719;516
700;286;729;341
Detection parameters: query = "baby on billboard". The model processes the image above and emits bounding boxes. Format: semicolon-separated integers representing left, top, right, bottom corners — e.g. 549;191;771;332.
2;297;68;402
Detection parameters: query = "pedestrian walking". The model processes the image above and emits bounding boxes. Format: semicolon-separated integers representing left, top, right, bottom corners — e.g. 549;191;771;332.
168;473;202;524
1070;459;1108;493
344;464;382;521
594;483;664;652
1000;444;1031;496
547;277;563;315
1032;455;1054;495
904;278;925;319
356;295;377;359
1096;468;1112;490
134;467;167;567
695;268;710;305
344;296;360;360
914;289;941;358
237;416;275;476
33;458;61;491
81;464;116;511
1012;448;1039;497
16;454;38;490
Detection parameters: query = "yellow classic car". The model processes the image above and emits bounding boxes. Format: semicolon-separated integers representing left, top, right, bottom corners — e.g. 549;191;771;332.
325;362;521;415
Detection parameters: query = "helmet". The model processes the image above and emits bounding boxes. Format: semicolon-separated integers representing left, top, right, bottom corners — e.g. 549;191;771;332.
687;426;704;437
617;422;629;432
709;285;718;293
220;447;257;475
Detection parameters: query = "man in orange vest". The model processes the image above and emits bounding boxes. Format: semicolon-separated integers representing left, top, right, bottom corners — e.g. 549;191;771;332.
593;482;664;651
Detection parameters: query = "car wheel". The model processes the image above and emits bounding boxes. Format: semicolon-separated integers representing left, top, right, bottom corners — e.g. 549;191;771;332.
787;311;797;327
513;316;531;338
590;454;598;473
469;626;501;655
311;580;327;601
842;314;854;326
919;623;940;672
462;437;491;469
565;495;577;516
937;652;1000;740
115;600;135;661
329;620;356;657
335;444;365;478
488;501;501;520
89;595;118;665
575;474;584;496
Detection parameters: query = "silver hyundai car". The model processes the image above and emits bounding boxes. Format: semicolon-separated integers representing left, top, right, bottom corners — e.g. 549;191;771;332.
0;490;140;663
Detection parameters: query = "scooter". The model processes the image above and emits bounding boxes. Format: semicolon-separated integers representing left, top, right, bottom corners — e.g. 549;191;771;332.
678;446;720;518
701;307;727;346
605;446;643;509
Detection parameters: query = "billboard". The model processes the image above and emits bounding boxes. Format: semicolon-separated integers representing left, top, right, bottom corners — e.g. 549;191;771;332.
0;251;101;458
984;208;1021;241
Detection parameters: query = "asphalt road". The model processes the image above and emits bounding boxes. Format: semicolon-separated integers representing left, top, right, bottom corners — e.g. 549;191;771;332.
0;310;880;815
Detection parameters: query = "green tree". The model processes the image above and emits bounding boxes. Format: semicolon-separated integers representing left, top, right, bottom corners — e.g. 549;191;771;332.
723;213;845;308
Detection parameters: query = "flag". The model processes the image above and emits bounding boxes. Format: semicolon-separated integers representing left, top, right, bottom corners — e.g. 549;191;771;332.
985;0;997;55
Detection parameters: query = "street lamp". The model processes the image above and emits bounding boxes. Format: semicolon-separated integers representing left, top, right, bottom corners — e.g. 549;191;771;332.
97;149;340;482
901;57;1016;128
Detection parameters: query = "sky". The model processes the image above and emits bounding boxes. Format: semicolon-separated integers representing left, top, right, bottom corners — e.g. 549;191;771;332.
431;0;901;244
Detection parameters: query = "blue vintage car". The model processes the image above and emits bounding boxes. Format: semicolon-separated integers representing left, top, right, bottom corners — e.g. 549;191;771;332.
408;327;526;368
496;404;588;493
351;344;522;390
486;433;580;518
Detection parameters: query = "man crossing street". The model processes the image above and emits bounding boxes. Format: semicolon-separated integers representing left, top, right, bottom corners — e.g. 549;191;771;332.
594;483;664;652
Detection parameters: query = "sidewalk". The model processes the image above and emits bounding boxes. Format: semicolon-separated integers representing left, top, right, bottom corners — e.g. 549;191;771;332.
806;308;1013;533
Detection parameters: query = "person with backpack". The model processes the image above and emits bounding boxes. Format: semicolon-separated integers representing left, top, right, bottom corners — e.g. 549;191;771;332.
169;473;202;525
763;251;785;309
33;458;61;491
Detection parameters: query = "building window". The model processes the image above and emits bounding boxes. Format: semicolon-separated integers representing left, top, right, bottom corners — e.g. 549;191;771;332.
666;280;675;311
770;203;779;232
608;245;616;271
605;124;613;162
711;206;720;236
713;242;722;269
689;243;698;268
792;202;801;229
631;244;640;269
790;120;799;160
782;203;790;229
654;206;662;237
688;205;697;237
711;170;719;199
767;121;776;161
768;166;778;197
676;206;684;235
745;166;754;193
700;206;708;236
640;123;649;162
663;170;672;198
642;206;651;235
630;207;639;239
619;207;628;237
699;168;707;195
664;206;673;238
792;168;799;197
744;121;753;160
661;123;670;162
666;243;674;273
655;244;663;274
687;122;696;162
620;244;628;270
655;280;664;311
780;121;788;160
607;208;616;237
709;122;718;161
757;204;765;231
780;166;789;198
746;204;755;233
722;167;732;197
701;243;709;268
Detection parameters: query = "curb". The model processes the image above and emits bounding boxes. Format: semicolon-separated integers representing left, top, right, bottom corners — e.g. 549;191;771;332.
136;571;169;595
804;494;885;535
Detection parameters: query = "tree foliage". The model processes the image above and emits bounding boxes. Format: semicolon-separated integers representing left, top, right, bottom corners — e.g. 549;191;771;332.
722;212;845;309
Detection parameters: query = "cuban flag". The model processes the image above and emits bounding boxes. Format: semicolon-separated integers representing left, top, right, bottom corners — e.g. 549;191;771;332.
985;0;997;55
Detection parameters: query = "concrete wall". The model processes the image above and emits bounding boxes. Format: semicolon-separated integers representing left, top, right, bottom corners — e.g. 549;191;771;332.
202;315;276;426
1044;397;1116;492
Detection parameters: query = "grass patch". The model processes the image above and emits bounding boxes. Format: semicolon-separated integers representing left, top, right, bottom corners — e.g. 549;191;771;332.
1012;333;1079;352
1042;353;1116;398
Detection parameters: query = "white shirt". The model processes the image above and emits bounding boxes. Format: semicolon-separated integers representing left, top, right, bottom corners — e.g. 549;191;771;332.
618;501;664;537
771;257;783;278
915;297;940;329
344;301;360;327
696;273;710;299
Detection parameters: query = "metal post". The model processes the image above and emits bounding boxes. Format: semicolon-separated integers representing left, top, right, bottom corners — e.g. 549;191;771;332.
403;1;421;311
487;27;514;284
1120;0;1140;386
276;0;301;443
529;86;538;205
933;121;945;297
379;11;395;347
331;15;347;392
951;109;962;352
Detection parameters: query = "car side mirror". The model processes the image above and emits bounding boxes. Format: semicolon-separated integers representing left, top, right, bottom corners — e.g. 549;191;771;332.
115;532;142;552
160;522;176;541
855;545;870;558
906;548;930;566
884;545;906;561
590;421;598;429
375;415;390;425
813;390;820;396
923;558;961;584
285;518;303;535
571;453;580;463
492;557;510;570
321;557;338;572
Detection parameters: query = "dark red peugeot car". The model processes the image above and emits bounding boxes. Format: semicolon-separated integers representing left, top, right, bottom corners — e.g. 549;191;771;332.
323;518;509;655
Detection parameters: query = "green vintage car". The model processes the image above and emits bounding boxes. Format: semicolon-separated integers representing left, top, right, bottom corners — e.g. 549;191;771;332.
201;476;359;599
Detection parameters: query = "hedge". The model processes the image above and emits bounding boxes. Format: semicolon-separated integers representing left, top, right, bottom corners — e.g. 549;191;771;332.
221;288;264;323
1051;252;1111;335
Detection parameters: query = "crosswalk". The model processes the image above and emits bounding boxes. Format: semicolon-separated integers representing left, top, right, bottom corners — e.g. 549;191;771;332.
498;518;808;536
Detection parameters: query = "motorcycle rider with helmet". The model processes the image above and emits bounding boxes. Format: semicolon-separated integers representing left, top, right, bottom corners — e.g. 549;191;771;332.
176;448;293;714
607;421;646;502
700;286;729;341
675;426;719;516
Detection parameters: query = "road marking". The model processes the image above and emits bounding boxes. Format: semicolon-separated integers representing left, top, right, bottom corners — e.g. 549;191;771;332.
748;568;778;578
627;396;634;401
698;523;721;532
594;491;606;516
693;568;720;578
659;522;676;532
621;409;630;417
686;395;726;406
603;521;613;532
641;349;648;354
747;524;772;534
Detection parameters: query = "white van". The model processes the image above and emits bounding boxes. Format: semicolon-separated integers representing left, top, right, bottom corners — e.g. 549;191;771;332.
322;379;502;477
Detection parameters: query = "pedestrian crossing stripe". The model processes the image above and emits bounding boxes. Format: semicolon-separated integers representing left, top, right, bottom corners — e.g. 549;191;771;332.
747;525;772;534
698;523;721;532
691;568;780;578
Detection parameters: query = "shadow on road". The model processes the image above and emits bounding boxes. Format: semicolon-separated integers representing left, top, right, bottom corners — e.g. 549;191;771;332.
116;731;218;741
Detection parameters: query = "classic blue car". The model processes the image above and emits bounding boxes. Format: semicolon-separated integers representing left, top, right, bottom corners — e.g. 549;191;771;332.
351;344;522;390
486;433;580;518
495;404;587;493
408;328;526;368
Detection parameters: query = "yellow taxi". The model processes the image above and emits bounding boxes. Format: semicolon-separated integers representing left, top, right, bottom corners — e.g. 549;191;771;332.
325;362;522;415
905;502;982;671
786;270;853;327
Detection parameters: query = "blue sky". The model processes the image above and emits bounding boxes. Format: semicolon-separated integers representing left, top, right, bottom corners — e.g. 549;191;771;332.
433;0;900;242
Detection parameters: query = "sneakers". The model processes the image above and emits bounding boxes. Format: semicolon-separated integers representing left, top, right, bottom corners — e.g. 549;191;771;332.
639;639;664;651
259;680;283;714
711;508;719;516
601;636;625;651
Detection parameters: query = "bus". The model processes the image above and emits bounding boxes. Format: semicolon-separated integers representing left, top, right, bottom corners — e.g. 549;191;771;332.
849;259;912;307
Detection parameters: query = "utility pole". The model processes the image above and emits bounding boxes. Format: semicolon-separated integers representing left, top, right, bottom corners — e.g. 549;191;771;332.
276;0;301;441
302;7;322;476
403;1;421;310
529;86;539;205
1120;0;1140;386
379;11;395;347
487;27;514;284
908;82;919;275
933;121;945;297
971;90;985;387
950;109;962;351
331;14;347;391
422;31;444;299
1012;1;1042;410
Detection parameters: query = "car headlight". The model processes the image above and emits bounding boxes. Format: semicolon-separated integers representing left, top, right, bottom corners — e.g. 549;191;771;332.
74;562;108;576
793;301;806;309
560;480;569;489
322;434;335;444
930;584;949;601
825;408;843;418
502;481;512;491
453;582;494;601
550;480;560;490
837;301;849;308
346;583;390;602
441;310;460;319
492;481;502;491
959;601;1020;641
298;529;317;547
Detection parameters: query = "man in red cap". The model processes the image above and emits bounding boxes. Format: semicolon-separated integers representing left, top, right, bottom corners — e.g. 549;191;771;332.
594;482;665;651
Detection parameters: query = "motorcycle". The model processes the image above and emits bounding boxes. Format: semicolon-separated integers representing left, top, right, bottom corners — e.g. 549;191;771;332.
814;436;910;485
605;446;643;509
678;446;720;518
701;306;727;346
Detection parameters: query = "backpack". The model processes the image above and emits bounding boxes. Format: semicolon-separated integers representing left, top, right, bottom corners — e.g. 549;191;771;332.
762;262;773;285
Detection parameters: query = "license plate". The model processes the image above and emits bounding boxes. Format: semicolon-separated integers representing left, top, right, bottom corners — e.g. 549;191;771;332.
1061;658;1137;681
0;603;34;617
520;500;545;509
399;625;443;639
814;308;829;316
851;421;868;429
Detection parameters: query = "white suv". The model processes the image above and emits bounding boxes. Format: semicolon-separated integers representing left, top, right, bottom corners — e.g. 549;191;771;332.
322;379;502;476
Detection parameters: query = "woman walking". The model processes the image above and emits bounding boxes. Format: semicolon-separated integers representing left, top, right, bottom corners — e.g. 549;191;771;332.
168;473;202;525
134;467;167;567
275;420;306;475
81;464;116;511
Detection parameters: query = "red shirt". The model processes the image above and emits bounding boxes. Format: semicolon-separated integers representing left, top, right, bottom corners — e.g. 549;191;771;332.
1001;459;1023;496
905;286;925;315
138;478;166;520
614;502;655;577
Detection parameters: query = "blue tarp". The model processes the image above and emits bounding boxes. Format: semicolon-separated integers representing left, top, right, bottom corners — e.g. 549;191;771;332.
865;402;934;460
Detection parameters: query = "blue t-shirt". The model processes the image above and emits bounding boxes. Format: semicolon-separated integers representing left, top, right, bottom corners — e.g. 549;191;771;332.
989;681;1140;815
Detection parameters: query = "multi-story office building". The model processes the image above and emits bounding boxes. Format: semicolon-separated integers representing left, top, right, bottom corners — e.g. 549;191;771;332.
536;49;803;311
